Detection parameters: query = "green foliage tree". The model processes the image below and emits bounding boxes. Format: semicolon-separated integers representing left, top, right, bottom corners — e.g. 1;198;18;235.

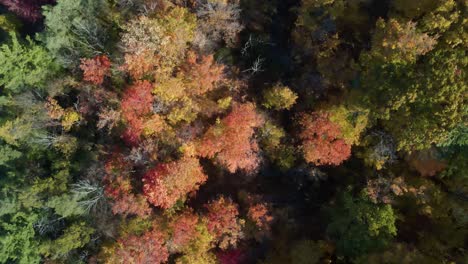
326;190;397;258
290;240;326;264
0;144;22;167
0;14;22;34
262;84;298;110
40;222;94;260
41;0;111;67
0;33;59;93
0;209;41;264
359;16;466;151
259;121;296;170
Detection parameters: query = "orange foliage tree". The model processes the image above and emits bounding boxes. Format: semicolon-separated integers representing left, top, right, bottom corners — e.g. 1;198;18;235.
204;196;243;249
120;80;154;145
179;50;225;96
198;103;264;173
299;112;351;166
80;55;111;85
142;157;208;209
248;203;273;232
112;229;169;264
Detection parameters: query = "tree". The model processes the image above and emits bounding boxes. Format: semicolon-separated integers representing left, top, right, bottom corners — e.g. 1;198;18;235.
41;0;110;66
169;210;200;251
0;32;59;93
327;191;397;258
151;50;227;124
259;121;296;171
175;223;217;264
217;249;246;264
418;0;465;48
0;144;22;167
80;55;111;85
179;50;225;96
109;229;169;264
262;84;298;110
0;210;41;264
110;194;152;218
360;47;467;151
204;196;243;249
382;48;466;151
198;103;264;173
103;152;151;217
299;112;351;166
194;0;243;51
121;7;196;79
0;13;22;33
120;80;155;145
0;0;55;22
358;13;466;152
368;18;437;64
143;157;208;209
40;222;94;260
247;203;273;232
290;240;327;264
327;104;369;145
358;131;397;170
357;242;433;264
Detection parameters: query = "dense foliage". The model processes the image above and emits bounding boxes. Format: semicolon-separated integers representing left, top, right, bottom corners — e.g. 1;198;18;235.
0;0;466;263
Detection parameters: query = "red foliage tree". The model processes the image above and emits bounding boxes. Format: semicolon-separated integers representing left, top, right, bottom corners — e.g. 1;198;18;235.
204;196;243;249
103;152;131;199
121;80;154;145
0;0;55;22
198;103;263;173
217;249;246;264
179;50;225;96
143;157;208;209
114;229;169;264
169;210;199;250
299;112;351;166
103;152;151;217
80;55;111;85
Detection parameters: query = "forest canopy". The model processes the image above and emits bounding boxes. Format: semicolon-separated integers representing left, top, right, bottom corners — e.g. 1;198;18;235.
0;0;466;263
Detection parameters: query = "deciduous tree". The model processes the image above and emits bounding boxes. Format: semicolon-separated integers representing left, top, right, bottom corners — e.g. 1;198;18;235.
179;50;225;96
262;84;298;110
41;0;110;67
121;7;196;79
169;210;200;251
120;80;154;145
103;152;151;217
368;18;437;64
327;191;397;258
248;203;273;232
109;229;169;264
194;0;243;51
143;157;207;209
0;0;55;22
80;55;111;85
198;103;263;173
204;196;243;249
299;112;351;166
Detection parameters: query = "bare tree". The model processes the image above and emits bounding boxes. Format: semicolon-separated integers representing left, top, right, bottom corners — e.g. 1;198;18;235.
71;180;106;214
243;56;264;75
194;0;243;52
